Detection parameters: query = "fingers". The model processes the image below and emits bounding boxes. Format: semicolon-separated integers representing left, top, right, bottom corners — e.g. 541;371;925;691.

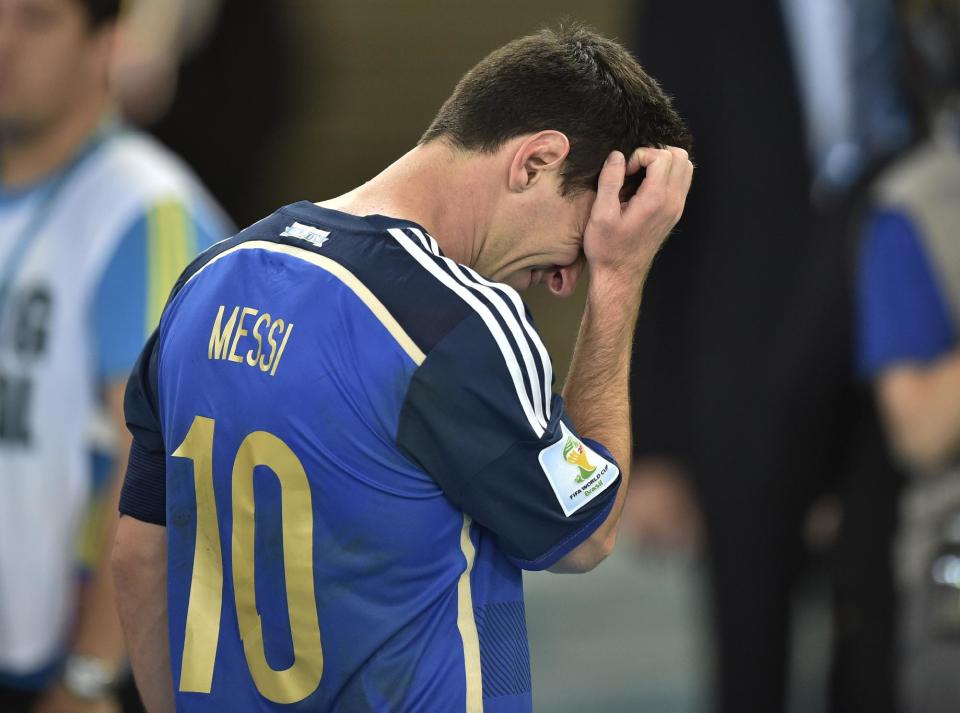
582;144;693;276
625;146;690;180
623;145;692;224
591;150;627;225
625;147;661;175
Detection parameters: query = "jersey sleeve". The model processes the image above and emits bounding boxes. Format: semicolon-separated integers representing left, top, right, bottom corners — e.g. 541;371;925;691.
93;199;228;382
396;311;621;571
118;324;167;526
857;209;956;378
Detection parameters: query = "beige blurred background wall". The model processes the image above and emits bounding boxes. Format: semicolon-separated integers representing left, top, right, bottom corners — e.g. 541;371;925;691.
266;0;636;379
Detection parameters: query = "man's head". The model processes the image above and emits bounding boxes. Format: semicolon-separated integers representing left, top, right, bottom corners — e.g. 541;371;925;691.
419;23;690;294
0;0;120;138
901;0;960;114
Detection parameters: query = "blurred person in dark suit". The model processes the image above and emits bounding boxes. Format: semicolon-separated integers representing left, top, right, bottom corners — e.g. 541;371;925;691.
858;2;960;710
626;1;913;712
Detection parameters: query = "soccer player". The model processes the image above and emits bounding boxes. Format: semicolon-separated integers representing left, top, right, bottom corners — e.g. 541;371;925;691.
0;0;230;710
113;25;693;713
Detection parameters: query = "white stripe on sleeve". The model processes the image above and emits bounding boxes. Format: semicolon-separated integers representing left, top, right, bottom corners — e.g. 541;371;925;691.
387;228;547;437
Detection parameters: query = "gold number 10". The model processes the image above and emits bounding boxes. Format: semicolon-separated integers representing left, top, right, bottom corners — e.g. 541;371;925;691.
172;415;324;704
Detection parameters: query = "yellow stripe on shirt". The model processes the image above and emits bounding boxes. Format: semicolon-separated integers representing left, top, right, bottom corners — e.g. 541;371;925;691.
457;515;483;712
147;200;198;332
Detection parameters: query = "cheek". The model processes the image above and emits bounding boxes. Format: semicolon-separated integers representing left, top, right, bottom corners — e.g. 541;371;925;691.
501;270;532;291
21;31;91;98
40;34;92;89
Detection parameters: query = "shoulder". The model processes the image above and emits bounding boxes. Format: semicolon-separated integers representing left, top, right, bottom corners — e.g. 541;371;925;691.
859;209;936;305
862;209;922;252
874;136;960;209
78;128;229;233
88;130;201;199
860;209;935;297
857;207;956;375
174;203;547;366
351;219;555;421
372;222;554;437
367;222;546;364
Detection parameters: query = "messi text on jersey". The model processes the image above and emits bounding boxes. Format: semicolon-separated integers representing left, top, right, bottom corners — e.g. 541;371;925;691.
207;304;294;376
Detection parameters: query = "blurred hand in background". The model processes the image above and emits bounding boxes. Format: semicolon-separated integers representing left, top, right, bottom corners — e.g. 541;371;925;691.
621;459;703;555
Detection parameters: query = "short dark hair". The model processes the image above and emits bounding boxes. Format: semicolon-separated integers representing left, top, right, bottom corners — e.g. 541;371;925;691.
76;0;121;27
420;23;692;195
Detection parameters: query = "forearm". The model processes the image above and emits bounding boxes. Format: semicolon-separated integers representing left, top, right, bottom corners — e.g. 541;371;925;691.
553;270;646;571
550;146;691;573
881;350;960;471
112;518;174;713
562;270;644;470
69;384;134;665
70;462;127;665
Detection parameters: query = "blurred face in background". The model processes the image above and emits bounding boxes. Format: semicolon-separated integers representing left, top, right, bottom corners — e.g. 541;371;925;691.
0;0;113;138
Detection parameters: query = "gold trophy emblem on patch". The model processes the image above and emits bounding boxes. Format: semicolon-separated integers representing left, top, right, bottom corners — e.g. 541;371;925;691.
563;437;597;484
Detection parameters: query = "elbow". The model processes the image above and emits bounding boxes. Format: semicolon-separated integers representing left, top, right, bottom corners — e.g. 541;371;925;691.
894;436;953;474
550;528;618;574
890;422;957;474
569;544;613;574
111;516;166;593
878;371;960;474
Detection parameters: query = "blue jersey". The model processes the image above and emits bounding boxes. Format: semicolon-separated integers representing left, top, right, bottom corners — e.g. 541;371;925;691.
120;202;621;713
857;209;956;377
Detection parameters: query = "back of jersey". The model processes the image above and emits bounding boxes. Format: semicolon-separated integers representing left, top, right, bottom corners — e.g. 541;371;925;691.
156;204;478;711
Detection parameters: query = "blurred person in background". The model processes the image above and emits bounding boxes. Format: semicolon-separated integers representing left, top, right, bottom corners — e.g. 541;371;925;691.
0;0;230;710
858;1;960;710
111;0;293;227
626;1;913;711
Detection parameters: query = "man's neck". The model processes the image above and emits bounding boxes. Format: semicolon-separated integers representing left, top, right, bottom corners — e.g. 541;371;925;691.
1;95;111;190
319;142;498;268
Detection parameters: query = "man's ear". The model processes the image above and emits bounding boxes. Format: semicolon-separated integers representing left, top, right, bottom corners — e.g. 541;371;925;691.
547;256;585;298
507;131;571;193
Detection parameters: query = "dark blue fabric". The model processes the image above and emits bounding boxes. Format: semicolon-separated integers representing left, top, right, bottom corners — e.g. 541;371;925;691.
121;202;572;712
154;234;470;711
119;440;166;525
396;312;620;569
857;209;956;377
0;655;63;691
164;202;474;358
476;601;531;699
